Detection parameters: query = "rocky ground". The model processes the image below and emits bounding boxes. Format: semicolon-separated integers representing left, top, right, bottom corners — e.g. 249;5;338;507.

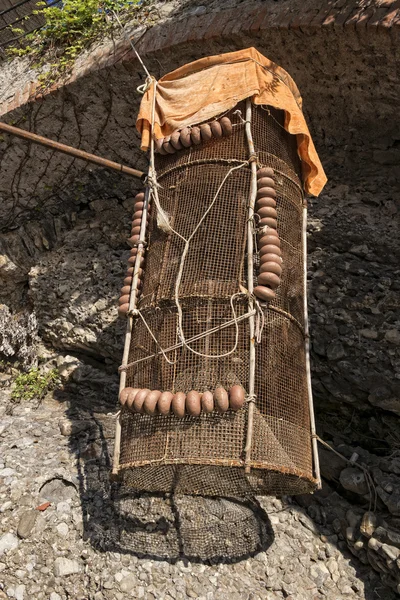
0;380;399;600
0;359;399;600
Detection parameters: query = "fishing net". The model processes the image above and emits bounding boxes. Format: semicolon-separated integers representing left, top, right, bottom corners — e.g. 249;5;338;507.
117;101;318;498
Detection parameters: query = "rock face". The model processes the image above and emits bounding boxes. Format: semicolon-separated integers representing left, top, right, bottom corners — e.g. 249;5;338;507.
308;175;400;417
0;306;38;368
27;191;133;362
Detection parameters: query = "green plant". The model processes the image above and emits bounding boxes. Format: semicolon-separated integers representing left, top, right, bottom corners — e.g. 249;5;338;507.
12;367;60;402
7;0;145;89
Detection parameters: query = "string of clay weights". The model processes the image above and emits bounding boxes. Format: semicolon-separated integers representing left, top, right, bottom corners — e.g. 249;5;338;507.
154;116;233;154
253;167;283;303
118;385;246;417
118;191;148;317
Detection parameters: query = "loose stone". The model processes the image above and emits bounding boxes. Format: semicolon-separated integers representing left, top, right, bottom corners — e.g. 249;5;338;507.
17;510;38;539
0;533;18;556
53;557;82;577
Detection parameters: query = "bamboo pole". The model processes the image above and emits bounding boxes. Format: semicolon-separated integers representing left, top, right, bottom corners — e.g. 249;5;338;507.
244;99;257;474
111;186;151;478
0;121;145;181
112;80;156;478
303;203;322;489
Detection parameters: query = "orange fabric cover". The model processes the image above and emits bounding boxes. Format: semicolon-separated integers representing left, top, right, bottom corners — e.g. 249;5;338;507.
137;48;327;196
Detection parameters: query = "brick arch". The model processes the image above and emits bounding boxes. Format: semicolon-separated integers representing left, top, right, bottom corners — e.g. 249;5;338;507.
1;0;399;118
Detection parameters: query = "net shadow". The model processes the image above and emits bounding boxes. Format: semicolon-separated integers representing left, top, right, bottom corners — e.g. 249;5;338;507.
108;487;275;563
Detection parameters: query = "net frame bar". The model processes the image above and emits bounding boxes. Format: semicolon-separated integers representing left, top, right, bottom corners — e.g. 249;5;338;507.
303;203;321;488
244;99;257;473
112;186;151;477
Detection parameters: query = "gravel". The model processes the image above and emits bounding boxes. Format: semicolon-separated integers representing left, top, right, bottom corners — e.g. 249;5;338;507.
0;388;397;600
53;558;82;577
0;534;19;556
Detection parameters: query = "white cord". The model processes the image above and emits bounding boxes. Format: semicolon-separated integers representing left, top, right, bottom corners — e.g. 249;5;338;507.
135;310;176;365
173;163;248;358
120;306;255;371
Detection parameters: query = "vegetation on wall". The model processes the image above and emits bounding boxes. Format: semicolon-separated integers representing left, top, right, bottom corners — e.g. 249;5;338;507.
8;0;149;88
11;367;60;402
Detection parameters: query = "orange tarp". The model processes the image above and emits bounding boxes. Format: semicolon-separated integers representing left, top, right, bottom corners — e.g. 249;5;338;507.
137;48;327;196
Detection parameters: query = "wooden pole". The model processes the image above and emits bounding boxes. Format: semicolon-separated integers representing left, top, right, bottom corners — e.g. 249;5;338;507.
0;121;145;181
111;185;151;478
112;82;155;478
244;99;257;474
303;203;322;489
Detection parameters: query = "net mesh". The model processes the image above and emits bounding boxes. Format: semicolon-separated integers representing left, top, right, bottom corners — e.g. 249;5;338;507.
118;102;318;498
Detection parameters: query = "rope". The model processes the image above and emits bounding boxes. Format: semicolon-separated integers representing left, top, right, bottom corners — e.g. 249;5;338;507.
254;298;265;344
119;307;256;372
260;105;289;133
314;434;377;512
146;79;178;236
157;158;249;181
134;310;176;366
267;305;305;335
233;109;246;124
177;292;243;360
245;394;256;404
